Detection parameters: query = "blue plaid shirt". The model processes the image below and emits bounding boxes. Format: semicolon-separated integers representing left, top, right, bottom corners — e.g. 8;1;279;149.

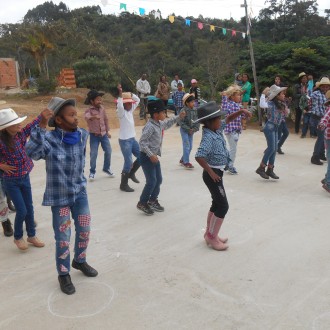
311;90;327;118
223;97;243;134
195;121;230;167
172;91;185;108
26;126;88;206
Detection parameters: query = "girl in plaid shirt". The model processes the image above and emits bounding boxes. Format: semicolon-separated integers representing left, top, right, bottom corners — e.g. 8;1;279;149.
0;108;49;250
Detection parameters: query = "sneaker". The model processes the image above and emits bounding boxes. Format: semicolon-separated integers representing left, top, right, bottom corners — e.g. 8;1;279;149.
103;169;115;177
137;202;154;216
89;173;95;181
2;219;13;237
72;260;98;277
58;274;76;295
183;162;194;169
27;236;45;248
148;200;165;212
322;184;330;193
14;238;28;250
228;167;238;175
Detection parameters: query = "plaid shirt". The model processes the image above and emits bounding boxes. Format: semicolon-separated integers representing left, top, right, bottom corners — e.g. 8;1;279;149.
311;90;327;118
172;91;185;108
139;116;178;157
0;116;41;178
195;121;230;167
266;101;287;126
223;97;243;134
319;107;330;140
26;126;88;206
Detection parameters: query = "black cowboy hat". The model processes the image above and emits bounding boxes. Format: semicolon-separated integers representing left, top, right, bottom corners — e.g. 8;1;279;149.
84;89;105;105
193;101;226;123
147;99;166;115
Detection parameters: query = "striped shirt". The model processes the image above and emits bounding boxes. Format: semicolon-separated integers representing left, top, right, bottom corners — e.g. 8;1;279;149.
139;116;178;157
0;116;41;178
195;121;230;167
26;126;88;206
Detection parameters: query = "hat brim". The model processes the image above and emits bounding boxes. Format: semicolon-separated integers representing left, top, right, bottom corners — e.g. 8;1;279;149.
114;98;136;104
0;116;27;131
316;82;330;88
48;99;76;127
268;87;287;101
193;109;226;124
84;92;105;105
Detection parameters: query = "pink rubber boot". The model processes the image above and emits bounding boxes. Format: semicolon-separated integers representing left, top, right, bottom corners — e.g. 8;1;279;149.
205;215;228;251
204;211;228;244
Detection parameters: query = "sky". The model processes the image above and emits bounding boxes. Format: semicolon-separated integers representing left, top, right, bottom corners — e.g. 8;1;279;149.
0;0;328;25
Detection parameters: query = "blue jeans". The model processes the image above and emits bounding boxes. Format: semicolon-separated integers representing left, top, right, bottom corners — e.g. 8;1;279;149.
311;116;325;158
118;138;140;173
2;174;35;240
301;113;314;136
51;189;90;275
277;120;289;148
89;133;112;174
225;131;239;168
262;122;278;166
180;128;194;164
325;140;330;187
139;152;162;204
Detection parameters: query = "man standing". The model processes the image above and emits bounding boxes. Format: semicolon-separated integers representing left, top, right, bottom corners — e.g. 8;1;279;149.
310;77;330;165
136;74;151;120
241;73;252;130
171;74;184;93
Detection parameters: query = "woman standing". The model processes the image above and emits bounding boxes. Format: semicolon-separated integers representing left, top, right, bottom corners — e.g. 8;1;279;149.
293;72;308;134
156;75;170;116
255;85;288;180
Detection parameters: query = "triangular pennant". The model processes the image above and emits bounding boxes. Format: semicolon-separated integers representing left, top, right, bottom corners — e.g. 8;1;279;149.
242;32;246;38
169;15;175;23
210;25;215;32
222;28;226;35
120;3;126;10
232;30;236;36
198;22;203;30
185;19;191;26
139;8;145;16
154;12;160;19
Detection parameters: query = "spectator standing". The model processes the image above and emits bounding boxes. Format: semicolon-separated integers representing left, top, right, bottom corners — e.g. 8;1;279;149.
241;73;252;129
189;79;201;108
155;75;171;116
170;74;184;93
136;74;151;120
293;72;308;134
234;73;242;86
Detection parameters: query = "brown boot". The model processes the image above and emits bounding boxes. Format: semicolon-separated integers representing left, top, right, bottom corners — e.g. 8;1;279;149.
2;219;13;237
14;238;28;250
256;164;269;179
266;166;279;179
27;236;45;247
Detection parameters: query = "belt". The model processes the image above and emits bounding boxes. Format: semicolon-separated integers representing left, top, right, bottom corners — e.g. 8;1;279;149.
91;133;103;136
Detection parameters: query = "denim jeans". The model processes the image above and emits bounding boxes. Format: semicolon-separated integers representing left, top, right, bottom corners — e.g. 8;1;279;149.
118;138;140;173
262;121;278;166
225;131;239;168
180;128;194;164
51;189;90;275
139;152;162;204
277;120;289;148
302;113;313;136
325;140;330;187
311;117;325;158
89;133;112;174
139;98;148;118
2;174;35;240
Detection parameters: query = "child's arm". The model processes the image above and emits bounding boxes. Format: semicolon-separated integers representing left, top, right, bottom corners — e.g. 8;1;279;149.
25;126;52;160
162;111;186;130
318;108;330;130
226;109;251;124
131;94;140;112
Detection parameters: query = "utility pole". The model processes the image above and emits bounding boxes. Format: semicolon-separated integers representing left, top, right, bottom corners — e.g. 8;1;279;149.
241;0;262;125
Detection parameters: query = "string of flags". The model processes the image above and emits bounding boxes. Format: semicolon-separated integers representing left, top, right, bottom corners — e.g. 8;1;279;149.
100;0;247;39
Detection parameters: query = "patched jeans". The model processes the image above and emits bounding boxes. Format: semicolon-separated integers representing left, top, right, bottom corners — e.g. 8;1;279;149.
118;138;140;173
51;189;91;275
262;121;278;166
89;133;112;174
180;128;194;164
225;131;240;168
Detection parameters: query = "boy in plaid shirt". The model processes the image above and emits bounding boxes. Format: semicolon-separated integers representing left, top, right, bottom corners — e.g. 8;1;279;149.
172;83;185;115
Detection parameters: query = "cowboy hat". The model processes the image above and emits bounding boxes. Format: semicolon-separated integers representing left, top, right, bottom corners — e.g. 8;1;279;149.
0;108;27;130
182;93;194;104
147;99;166;115
193;101;226;124
115;92;136;104
298;72;307;79
47;97;76;127
315;77;330;88
84;89;105;105
267;85;287;101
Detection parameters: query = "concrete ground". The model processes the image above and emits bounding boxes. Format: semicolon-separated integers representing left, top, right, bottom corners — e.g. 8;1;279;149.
0;124;329;330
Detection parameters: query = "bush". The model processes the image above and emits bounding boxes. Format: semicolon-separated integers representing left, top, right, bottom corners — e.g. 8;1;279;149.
36;76;57;94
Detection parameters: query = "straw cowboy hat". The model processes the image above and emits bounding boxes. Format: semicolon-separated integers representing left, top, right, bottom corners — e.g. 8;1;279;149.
298;72;307;79
267;84;287;101
315;77;330;88
115;92;135;104
0;108;27;130
193;101;226;124
182;93;194;104
47;97;76;127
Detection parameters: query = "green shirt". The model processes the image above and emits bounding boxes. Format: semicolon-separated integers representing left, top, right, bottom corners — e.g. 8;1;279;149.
242;81;252;103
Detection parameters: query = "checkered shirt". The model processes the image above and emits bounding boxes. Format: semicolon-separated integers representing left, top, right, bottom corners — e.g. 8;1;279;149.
25;126;88;206
195;122;230;167
0;116;41;178
319;107;330;140
223;98;243;134
172;91;185;108
266;101;284;126
311;90;327;118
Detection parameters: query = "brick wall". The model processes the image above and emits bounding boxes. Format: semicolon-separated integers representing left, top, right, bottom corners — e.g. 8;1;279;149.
0;58;19;88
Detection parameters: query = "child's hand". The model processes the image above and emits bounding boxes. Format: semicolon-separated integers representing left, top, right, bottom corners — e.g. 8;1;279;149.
179;111;186;119
242;109;252;119
40;108;53;128
208;169;221;182
0;163;16;174
150;155;159;164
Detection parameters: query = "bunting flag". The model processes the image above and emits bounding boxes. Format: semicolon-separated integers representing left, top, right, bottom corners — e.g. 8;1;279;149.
169;15;175;23
154;12;161;19
185;19;191;26
198;22;203;30
232;30;236;36
222;28;227;35
210;25;215;32
120;3;126;10
139;8;145;16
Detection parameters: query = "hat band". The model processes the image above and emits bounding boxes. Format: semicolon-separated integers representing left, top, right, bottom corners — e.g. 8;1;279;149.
0;115;19;128
194;109;221;123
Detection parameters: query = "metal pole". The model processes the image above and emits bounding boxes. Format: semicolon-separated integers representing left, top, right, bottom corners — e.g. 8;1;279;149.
243;0;262;125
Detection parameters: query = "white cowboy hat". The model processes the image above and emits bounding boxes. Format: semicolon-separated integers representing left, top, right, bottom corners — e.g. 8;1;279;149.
0;108;27;130
315;77;330;88
267;85;287;101
182;93;195;104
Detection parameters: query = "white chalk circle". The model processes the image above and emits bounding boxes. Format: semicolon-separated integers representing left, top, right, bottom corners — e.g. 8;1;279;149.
48;281;114;318
313;312;330;330
226;222;253;245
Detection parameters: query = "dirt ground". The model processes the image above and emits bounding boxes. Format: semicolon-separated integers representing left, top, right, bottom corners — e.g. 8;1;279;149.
0;111;329;329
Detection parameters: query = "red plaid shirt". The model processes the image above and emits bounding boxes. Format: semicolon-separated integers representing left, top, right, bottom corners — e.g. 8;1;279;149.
319;107;330;140
0;116;41;178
